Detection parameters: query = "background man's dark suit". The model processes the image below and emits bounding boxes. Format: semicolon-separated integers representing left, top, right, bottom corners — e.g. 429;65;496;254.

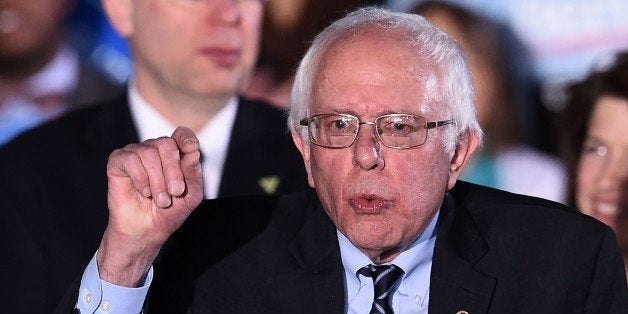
130;182;627;313
0;94;308;313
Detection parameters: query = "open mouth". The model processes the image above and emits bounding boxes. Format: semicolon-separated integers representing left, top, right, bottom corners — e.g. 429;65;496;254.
590;201;627;227
350;194;390;213
594;203;619;216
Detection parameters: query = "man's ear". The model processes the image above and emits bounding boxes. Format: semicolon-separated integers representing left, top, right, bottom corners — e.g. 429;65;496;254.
102;0;134;38
447;130;479;189
291;132;315;188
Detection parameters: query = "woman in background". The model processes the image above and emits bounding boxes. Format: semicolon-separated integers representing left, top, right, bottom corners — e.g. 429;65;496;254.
562;52;628;276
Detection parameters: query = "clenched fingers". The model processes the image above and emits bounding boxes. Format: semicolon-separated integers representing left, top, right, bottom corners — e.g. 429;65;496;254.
106;127;201;209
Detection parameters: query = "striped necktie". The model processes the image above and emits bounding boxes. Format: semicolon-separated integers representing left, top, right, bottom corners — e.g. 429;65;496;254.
358;264;404;314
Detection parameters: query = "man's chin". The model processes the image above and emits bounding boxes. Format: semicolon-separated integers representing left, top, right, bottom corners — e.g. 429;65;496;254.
349;235;400;258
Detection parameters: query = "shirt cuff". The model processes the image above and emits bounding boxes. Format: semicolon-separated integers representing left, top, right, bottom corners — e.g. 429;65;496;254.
76;252;153;313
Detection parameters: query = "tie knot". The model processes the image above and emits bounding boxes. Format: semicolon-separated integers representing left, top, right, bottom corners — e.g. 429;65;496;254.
358;264;404;284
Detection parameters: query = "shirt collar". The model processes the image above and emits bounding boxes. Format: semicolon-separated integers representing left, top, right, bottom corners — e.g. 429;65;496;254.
128;82;238;140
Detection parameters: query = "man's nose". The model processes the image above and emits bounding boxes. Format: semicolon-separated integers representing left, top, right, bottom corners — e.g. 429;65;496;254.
352;124;384;170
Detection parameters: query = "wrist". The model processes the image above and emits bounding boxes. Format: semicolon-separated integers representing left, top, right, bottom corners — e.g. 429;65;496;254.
96;231;161;287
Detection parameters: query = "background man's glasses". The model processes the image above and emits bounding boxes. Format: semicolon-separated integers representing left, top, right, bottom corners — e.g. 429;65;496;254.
299;113;456;149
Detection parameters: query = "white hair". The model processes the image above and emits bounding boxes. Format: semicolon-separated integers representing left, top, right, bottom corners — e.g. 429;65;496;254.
287;6;483;152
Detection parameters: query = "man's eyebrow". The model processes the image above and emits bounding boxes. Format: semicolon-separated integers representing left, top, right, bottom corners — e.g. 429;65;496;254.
313;108;356;115
315;107;425;117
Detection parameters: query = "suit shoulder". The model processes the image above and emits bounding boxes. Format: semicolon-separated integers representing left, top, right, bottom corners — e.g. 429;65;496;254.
0;95;126;153
239;97;288;117
169;190;316;262
452;180;571;211
0;94;132;180
205;189;319;258
271;189;320;229
450;181;606;235
237;98;290;129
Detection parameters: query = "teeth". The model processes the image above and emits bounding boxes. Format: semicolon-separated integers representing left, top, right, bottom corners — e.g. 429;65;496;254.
596;203;618;216
0;10;20;34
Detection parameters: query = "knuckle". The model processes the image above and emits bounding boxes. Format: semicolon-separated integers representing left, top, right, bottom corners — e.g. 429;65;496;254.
147;137;178;152
108;148;124;161
138;145;160;160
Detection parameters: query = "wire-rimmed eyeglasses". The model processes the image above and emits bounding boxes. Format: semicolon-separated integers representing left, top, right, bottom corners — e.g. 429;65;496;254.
299;113;456;149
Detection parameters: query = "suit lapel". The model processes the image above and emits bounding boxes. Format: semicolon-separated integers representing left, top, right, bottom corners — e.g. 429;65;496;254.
219;99;270;196
429;190;496;313
218;98;309;197
276;202;346;314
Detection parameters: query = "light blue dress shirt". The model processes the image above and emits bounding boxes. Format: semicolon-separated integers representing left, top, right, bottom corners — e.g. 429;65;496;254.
340;210;439;314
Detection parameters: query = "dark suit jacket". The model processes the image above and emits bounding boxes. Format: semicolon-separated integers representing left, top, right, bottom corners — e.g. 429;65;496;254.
136;182;626;313
0;94;308;313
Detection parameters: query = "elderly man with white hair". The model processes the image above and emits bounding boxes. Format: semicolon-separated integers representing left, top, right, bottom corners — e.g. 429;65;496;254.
57;7;626;314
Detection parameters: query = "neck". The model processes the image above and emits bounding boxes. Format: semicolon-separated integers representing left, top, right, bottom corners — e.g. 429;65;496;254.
363;247;403;265
135;78;233;132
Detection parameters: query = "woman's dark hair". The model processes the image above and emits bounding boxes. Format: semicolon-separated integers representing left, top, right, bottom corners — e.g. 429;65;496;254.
561;51;628;206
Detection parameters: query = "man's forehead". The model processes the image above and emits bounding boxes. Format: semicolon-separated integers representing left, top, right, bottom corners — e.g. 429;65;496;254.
317;29;436;83
312;32;441;116
311;102;442;117
324;28;417;60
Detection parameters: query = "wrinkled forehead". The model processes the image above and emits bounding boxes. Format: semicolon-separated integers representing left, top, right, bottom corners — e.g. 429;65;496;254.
312;27;442;116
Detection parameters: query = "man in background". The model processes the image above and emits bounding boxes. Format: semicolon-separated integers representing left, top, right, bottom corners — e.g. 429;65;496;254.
0;0;307;312
0;0;120;145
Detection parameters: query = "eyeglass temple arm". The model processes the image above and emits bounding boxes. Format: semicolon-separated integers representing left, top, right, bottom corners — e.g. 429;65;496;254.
426;119;456;129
